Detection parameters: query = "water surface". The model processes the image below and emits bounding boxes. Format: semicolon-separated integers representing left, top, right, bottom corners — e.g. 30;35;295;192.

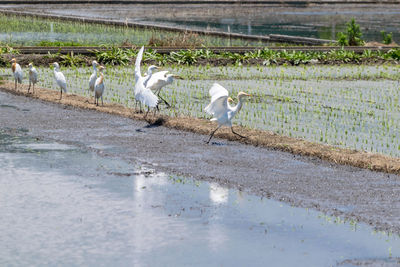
1;130;400;266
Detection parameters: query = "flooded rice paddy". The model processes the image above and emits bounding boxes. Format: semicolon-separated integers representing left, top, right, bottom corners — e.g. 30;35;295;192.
0;13;263;47
1;4;400;42
1;129;400;266
2;64;400;157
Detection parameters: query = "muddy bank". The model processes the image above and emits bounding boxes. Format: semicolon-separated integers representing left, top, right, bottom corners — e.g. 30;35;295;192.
0;82;399;234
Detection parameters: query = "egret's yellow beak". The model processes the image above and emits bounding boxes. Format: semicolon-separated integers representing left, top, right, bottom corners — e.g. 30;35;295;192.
173;75;183;79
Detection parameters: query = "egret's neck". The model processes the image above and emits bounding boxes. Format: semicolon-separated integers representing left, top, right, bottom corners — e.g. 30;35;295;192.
93;65;97;72
233;98;244;114
143;71;153;88
99;72;104;84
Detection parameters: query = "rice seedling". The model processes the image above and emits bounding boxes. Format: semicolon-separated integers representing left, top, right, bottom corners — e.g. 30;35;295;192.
1;63;400;157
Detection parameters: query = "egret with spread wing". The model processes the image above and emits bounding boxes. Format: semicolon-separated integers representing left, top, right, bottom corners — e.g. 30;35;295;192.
28;63;38;94
204;83;251;144
134;46;158;114
52;62;67;100
146;70;179;107
10;58;23;91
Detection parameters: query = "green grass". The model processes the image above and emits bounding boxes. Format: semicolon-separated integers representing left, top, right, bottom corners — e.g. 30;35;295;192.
37;40;87;47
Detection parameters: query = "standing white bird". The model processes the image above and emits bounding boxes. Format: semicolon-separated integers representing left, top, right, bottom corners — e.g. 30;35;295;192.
52;62;67;100
134;46;159;114
94;66;105;106
89;60;98;92
204;83;251;144
28;63;38;94
10;58;23;91
146;70;179;107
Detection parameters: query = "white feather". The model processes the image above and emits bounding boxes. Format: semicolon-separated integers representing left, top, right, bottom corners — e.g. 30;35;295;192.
53;63;67;92
89;61;98;91
29;67;38;84
89;72;97;92
13;63;23;84
204;83;230;119
94;76;105;100
134;46;158;108
204;83;245;127
146;70;174;94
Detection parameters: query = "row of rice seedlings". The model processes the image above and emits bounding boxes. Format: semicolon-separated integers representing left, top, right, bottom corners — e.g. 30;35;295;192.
1;64;399;157
176;64;400;81
0;14;265;47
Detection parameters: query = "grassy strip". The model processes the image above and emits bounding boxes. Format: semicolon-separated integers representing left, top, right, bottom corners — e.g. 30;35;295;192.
1;80;400;175
2;47;400;67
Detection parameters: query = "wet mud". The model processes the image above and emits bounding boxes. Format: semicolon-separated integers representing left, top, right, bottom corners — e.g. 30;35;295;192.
0;82;399;234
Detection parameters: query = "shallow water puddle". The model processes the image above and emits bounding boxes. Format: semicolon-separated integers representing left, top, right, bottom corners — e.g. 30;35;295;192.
0;131;399;266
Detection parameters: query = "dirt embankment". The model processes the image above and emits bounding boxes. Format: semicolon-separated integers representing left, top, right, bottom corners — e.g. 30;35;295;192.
1;80;400;176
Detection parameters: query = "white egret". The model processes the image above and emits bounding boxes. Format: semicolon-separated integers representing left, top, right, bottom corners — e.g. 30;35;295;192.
204;83;251;144
51;62;67;100
94;66;105;106
146;70;179;107
89;60;98;92
28;63;38;94
134;46;159;114
10;58;23;91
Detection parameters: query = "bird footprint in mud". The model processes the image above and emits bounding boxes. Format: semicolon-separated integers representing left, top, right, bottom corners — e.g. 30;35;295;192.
206;141;226;146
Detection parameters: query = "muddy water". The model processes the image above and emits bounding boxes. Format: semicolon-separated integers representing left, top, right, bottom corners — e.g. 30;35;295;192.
1;4;400;42
1;130;400;266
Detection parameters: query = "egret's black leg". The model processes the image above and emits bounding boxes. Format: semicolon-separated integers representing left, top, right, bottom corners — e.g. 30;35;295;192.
206;125;221;144
231;127;246;138
158;93;171;107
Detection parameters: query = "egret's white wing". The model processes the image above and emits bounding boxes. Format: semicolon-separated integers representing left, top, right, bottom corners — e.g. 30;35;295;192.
29;68;38;83
140;88;158;108
95;78;105;98
204;95;229;120
209;83;229;104
89;72;97;91
14;64;23;83
146;71;169;91
134;75;144;98
33;68;38;81
55;71;67;92
135;46;144;82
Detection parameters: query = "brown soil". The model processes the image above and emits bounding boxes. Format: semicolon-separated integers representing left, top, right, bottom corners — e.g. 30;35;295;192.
365;41;398;47
1;54;95;67
2;80;400;176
